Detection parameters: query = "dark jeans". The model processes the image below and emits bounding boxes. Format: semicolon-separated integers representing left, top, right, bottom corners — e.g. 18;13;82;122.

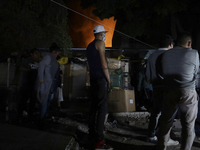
88;78;108;142
148;87;178;137
136;88;152;109
148;88;163;137
18;86;37;119
18;71;37;119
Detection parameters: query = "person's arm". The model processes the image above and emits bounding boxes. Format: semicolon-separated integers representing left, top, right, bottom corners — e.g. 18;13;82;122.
19;66;30;71
60;70;64;87
96;40;111;88
156;54;164;80
137;72;143;91
38;55;51;83
195;51;199;75
145;59;151;84
19;59;31;71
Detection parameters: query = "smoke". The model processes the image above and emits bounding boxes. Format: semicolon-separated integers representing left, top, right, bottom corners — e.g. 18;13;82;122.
67;0;116;48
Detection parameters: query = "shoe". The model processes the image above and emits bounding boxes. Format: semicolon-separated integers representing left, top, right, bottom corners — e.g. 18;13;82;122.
147;136;157;142
94;140;113;150
140;106;147;111
22;110;28;116
167;138;179;146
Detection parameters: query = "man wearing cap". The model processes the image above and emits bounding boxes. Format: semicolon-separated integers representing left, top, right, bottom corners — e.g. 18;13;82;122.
86;25;112;150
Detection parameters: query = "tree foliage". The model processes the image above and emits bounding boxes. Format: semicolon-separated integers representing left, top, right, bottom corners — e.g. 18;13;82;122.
0;0;72;56
80;0;200;48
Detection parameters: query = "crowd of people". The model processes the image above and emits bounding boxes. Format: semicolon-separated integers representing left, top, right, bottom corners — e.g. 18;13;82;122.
15;43;63;129
145;32;199;150
1;25;200;150
86;26;200;150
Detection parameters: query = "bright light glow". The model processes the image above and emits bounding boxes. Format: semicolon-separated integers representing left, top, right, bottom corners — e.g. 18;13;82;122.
68;0;116;48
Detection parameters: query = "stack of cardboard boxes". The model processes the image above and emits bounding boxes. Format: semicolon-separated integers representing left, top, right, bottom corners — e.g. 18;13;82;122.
107;58;136;113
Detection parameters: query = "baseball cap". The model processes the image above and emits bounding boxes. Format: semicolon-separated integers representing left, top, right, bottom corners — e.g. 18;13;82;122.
93;25;108;34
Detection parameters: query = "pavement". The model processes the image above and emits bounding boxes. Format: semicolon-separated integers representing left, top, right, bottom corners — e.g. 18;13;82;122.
0;100;200;150
0;123;77;150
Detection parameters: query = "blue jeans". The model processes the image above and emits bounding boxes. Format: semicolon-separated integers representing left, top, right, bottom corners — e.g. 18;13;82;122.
157;89;198;150
40;93;54;119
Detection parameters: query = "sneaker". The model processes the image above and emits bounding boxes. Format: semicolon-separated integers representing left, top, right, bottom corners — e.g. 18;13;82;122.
22;110;28;116
94;140;113;150
147;136;157;142
167;138;179;146
140;106;147;111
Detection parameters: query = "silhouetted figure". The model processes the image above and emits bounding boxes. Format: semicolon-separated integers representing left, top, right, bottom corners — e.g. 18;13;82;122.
37;42;61;128
18;48;40;121
86;25;113;150
157;32;199;150
145;35;178;146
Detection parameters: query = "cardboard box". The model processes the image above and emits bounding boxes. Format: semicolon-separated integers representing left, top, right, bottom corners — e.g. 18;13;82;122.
108;88;136;112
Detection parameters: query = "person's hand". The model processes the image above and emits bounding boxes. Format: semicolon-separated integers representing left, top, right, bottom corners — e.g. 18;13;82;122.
108;81;112;92
11;52;18;56
39;80;44;83
34;62;39;65
108;80;111;89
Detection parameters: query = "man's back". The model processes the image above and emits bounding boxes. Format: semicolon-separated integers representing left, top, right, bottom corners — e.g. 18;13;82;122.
161;46;199;90
146;49;167;86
